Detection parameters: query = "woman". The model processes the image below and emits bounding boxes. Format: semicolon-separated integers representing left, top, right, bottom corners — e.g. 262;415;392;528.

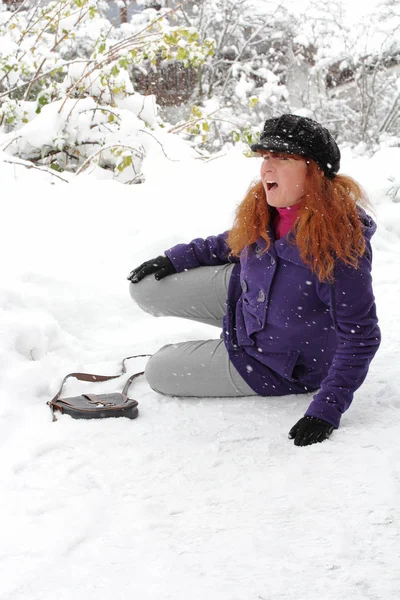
128;114;381;447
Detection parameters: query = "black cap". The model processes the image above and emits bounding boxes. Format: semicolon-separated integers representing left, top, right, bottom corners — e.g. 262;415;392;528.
250;114;340;178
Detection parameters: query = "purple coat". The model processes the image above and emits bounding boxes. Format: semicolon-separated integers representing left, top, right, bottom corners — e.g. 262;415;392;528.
165;209;381;428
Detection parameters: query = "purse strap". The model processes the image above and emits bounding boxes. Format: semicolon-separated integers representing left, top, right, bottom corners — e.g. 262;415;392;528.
49;354;152;407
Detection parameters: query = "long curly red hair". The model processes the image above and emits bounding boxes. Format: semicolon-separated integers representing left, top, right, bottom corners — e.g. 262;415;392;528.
226;158;369;282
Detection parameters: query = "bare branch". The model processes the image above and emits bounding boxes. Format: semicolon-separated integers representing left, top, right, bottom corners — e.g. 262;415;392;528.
1;154;69;182
0;59;96;100
23;57;47;101
3;0;32;25
137;129;180;161
74;143;145;177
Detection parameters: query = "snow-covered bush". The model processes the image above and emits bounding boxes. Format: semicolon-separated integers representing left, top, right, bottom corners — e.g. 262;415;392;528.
0;0;215;181
160;0;400;152
1;0;399;173
156;0;294;151
293;0;400;148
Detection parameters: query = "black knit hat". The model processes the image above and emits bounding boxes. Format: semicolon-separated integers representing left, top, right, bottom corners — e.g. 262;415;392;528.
250;114;340;179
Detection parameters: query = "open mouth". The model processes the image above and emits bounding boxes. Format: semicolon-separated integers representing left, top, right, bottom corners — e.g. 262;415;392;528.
266;181;278;191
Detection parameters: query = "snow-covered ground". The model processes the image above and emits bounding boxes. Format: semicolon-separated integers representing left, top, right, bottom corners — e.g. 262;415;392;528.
1;146;399;599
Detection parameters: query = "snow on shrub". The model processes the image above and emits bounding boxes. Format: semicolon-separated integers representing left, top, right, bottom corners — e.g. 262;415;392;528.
0;0;215;182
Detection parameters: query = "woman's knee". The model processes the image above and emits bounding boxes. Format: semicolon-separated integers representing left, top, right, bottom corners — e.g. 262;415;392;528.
145;346;173;394
129;279;163;316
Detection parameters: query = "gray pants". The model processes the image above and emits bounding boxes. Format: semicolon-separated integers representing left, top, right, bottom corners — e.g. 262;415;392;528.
129;264;256;397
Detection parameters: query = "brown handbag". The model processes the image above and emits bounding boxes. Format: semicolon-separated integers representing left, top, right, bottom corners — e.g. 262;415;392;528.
47;354;151;421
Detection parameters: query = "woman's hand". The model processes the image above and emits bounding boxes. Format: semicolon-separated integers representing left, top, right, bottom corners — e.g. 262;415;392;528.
288;416;334;446
127;255;177;283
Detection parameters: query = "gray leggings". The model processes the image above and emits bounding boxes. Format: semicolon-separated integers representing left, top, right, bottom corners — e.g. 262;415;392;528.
129;264;256;397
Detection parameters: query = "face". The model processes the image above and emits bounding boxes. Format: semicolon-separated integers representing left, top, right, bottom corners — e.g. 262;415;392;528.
259;151;308;208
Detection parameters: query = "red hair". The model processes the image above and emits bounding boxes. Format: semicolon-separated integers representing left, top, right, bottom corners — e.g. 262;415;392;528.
226;159;369;282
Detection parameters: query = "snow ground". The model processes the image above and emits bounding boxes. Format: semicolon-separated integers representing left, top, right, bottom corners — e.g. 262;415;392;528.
0;147;399;600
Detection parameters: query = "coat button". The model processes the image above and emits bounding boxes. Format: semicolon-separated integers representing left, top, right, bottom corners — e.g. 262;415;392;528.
255;245;262;255
270;257;276;266
241;280;248;292
257;290;266;302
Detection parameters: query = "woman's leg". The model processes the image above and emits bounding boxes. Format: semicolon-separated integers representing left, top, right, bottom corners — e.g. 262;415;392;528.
130;263;256;397
145;338;257;397
129;263;234;328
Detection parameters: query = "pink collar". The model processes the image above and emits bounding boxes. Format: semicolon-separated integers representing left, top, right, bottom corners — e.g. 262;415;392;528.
273;204;301;239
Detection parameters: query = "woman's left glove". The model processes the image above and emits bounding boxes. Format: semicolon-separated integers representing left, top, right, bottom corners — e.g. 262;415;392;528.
288;416;334;446
127;255;177;283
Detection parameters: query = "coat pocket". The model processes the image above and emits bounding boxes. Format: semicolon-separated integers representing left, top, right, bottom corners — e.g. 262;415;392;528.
241;297;266;335
246;347;300;380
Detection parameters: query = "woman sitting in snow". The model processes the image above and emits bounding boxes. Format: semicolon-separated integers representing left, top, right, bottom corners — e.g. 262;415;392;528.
128;114;381;447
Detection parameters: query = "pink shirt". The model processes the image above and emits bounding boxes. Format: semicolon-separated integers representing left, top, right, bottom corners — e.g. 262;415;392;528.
273;204;301;239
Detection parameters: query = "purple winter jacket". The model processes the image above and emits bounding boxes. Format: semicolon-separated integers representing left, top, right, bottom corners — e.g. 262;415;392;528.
164;208;381;428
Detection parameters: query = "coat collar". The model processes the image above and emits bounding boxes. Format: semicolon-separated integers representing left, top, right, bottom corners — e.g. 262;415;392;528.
274;236;305;266
256;207;376;268
256;229;305;267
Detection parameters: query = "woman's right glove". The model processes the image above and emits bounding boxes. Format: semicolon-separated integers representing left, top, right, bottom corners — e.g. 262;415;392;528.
127;255;177;283
288;416;334;446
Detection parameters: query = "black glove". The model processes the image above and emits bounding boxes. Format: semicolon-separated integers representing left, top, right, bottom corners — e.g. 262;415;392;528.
127;255;177;283
288;416;334;447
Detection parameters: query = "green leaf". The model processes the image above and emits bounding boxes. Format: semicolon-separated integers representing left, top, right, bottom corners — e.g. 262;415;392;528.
118;58;129;69
117;154;133;172
176;47;187;61
191;105;202;118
